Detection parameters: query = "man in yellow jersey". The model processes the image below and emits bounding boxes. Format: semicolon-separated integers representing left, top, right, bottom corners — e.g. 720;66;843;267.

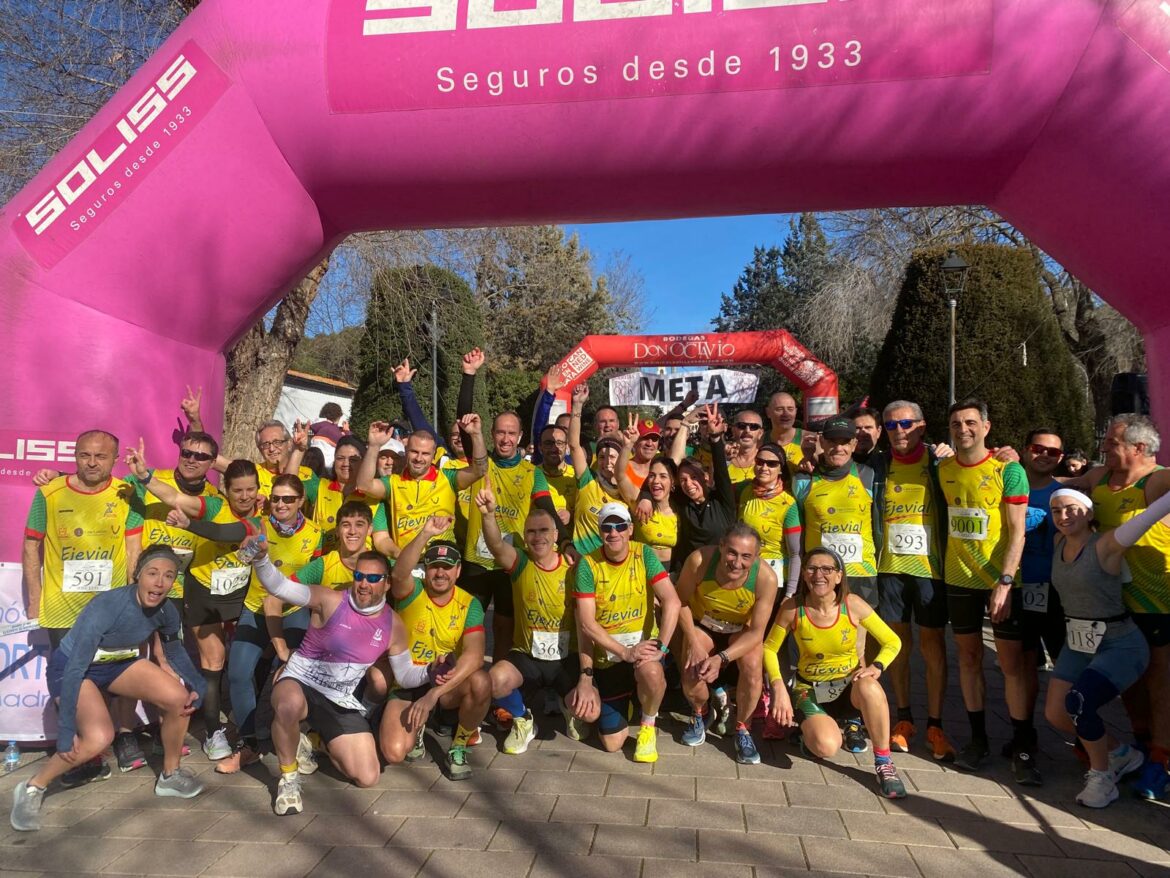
766;391;814;474
538;425;577;526
285;430;380;547
938;400;1030;774
727;410;766;484
23;429;145;783
573;502;681;763
868;401;956;761
567;384;626;557
378;517;491;781
674;524;779;764
1071;414;1170;799
355;415;487;555
474;476;598;753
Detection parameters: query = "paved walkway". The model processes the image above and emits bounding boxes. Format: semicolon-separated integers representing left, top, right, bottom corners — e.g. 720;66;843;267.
1;632;1167;878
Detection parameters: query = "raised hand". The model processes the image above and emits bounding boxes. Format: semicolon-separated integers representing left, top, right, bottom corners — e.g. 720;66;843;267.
393;358;418;384
180;385;202;423
571;383;589;409
462;347;485;375
706;403;726;438
292;419;310;452
423;515;455;538
367;420;394;448
458;412;482;435
545;363;566;394
473;472;496;514
32;469;60;487
166;508;192;529
124;437;150;479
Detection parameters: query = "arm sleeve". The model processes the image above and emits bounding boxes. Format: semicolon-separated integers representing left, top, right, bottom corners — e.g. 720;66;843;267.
783;530;802;596
762;620;790;686
530;390;555;465
399;380;446;455
1114;488;1170;548
388;650;430;688
183;518;249;543
456;372;477;454
859;611;902;670
254;557;313;606
710;439;735;513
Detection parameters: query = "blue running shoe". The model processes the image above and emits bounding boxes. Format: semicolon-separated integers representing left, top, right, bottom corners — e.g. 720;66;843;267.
1132;758;1169;801
735;728;761;765
682;712;707;747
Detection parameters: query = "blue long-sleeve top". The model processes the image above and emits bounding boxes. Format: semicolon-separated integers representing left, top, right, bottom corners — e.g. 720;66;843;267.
398;372;477;457
54;585;204;752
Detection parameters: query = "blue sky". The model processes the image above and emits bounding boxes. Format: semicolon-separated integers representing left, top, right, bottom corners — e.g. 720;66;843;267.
568;214;794;334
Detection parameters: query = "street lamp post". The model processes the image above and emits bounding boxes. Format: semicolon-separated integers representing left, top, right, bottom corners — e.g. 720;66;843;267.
941;249;971;404
430;300;441;426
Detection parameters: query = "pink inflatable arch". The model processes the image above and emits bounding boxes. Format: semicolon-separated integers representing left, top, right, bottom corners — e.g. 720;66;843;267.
3;0;1170;566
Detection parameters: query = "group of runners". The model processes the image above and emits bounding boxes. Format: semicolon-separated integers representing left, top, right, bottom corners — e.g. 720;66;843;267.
10;345;1170;833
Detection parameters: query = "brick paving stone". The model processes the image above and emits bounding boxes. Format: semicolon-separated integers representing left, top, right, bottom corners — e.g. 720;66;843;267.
372;765;441;790
70;808;225;839
784;780;883;812
199;843;330;878
291;814;404;847
969;794;1088;827
487;820;596;854
486;749;570;772
1130;863;1170;878
1047;826;1170;863
904;769;1012;797
445;768;525;793
529;853;642;878
1016;855;1140;878
99;840;236;876
570;751;653;774
643;860;752;878
940;817;1065;856
697;829;804;867
388;816;500;850
607;773;694;799
909;846;1026;878
551;795;648;825
744;805;847;838
840;812;955;847
366;788;468;817
1;837;133;874
697;777;787;805
653;754;739;778
306;845;429;877
740;755;826;785
516;769;608;796
802;836;920;877
457;792;557;822
423;849;536;878
649;799;745;831
592;825;697;860
195;812;314;844
878;789;985;820
31;808;98;829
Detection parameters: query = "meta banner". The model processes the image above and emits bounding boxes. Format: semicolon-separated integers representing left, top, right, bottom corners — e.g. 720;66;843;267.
0;431;77;487
326;0;994;113
610;368;760;409
12;41;231;269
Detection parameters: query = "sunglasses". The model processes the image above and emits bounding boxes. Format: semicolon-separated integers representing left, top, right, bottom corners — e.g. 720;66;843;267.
600;521;631;534
1027;443;1063;459
270;495;301;505
883;419;918;431
353;571;385;583
734;422;763;431
755;458;783;468
179;448;215;462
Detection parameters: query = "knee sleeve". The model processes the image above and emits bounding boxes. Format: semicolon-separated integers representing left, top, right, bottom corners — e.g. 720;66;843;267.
1065;668;1119;742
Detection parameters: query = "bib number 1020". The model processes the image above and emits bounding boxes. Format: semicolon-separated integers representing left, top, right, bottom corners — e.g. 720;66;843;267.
770;41;861;73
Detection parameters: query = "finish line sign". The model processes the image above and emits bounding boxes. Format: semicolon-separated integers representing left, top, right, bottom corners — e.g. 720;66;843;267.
609;369;759;410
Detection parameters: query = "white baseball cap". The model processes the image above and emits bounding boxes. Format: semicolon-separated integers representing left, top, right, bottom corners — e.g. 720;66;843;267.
598;501;632;525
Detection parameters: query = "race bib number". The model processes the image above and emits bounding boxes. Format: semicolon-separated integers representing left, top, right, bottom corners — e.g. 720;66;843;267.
531;630;570;661
1067;619;1105;654
821;532;862;563
888;523;929;555
475;528;513;561
209;566;250;596
700;614;743;634
93;646;140;663
62;558;114;593
948;507;988;541
1021;581;1050;613
812;677;850;704
172;547;194;576
605;630;644;663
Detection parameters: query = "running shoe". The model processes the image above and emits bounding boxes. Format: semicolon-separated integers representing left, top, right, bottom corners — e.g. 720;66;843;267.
633;724;659;764
561;701;590;742
216;744;261;775
843;719;869;753
504;711;536;755
150;738;190;758
274;773;303;816
953;739;990;772
10;781;44;832
154;767;205;799
405;727;427;763
446;745;472;780
875;761;907;799
59;756;111;789
681;712;708;747
492;707;514;732
1131;758;1169;801
113;732;147;773
296;732;319;775
1011;748;1043;786
1077;769;1119;808
1108;744;1144;780
709;694;732;737
202;728;232;761
735;728;761;765
926;726;957;762
466;727;482;747
890;721;916;754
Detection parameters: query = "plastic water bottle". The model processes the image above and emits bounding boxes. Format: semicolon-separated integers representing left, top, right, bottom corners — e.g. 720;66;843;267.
4;741;19;773
236;534;267;564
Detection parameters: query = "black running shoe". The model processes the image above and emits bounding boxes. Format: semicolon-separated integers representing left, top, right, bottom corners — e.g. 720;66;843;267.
1011;748;1043;786
59;756;111;789
953;739;990;772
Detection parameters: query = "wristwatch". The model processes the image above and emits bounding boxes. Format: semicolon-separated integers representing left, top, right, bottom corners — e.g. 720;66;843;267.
997;574;1015;586
580;667;594;678
717;650;730;666
872;661;885;672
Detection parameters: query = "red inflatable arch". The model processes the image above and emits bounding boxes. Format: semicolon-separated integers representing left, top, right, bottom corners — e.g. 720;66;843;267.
548;331;838;420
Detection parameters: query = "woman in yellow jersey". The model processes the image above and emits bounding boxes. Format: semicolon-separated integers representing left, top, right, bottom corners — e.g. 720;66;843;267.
763;548;907;798
738;443;802;597
616;432;680;567
287;431;380;548
126;446;263;764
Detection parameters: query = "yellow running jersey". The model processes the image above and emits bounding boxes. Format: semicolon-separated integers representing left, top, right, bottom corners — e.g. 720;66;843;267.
186;496;262;598
257;464;312;499
303;476;380;549
243;517;322;614
939;454;1028;590
382;467;460;548
727;461;756;484
293;550;356;591
1092;469;1170;613
690;552;758;631
25;476;143;628
879;447;943;579
572;542;668;668
571;469;620;555
634;507;679;554
396;580;485;668
738;485;801;561
508;551;574;658
441;456;473;521
463;458;550;569
543;464;578;521
781;429;807;475
130;469;216;600
796;466;878;578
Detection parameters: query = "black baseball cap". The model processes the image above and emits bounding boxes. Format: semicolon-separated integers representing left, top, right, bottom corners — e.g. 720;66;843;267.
423;541;461;567
820;416;857;442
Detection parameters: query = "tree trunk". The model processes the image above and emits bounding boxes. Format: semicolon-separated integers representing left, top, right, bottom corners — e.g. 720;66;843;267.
221;258;330;459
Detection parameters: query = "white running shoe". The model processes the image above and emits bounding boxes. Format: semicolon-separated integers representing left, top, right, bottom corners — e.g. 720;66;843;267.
296;733;319;775
1108;744;1144;781
274;773;303;816
202;728;232;761
1076;769;1119;808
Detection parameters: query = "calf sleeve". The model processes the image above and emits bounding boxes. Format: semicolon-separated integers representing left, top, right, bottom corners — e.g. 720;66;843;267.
201;667;223;732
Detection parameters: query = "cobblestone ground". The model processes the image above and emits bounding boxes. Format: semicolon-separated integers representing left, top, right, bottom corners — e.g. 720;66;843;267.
1;629;1167;877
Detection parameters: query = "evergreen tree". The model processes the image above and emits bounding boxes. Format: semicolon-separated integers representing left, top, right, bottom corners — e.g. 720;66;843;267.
869;245;1092;449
